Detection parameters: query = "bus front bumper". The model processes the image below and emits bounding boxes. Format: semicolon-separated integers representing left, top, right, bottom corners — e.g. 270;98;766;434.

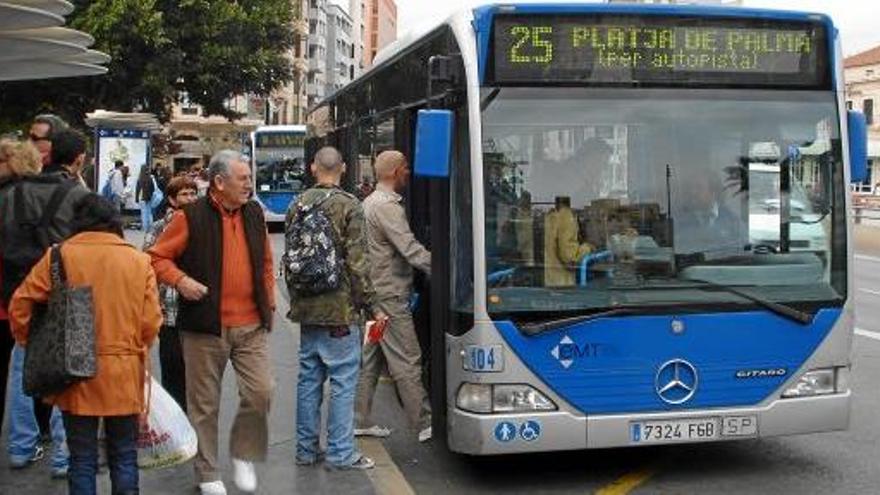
447;391;850;455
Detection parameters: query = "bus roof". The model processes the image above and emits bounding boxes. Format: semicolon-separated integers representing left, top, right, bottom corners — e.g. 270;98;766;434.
254;124;306;133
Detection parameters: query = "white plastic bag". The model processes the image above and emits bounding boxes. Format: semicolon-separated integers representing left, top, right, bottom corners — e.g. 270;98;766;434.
137;376;197;470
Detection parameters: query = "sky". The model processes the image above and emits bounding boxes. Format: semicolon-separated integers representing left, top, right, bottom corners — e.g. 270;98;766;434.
394;0;880;56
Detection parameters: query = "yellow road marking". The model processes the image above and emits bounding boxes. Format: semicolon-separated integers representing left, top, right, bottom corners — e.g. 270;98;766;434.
359;437;416;495
594;466;658;495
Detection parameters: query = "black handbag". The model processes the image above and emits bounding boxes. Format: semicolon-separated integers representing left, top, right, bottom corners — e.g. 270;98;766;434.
23;245;97;397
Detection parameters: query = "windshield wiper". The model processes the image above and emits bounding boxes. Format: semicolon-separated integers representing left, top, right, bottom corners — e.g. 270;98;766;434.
681;278;814;325
519;307;642;335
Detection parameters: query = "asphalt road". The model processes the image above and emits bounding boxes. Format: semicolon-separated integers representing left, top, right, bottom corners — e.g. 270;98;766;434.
1;231;879;494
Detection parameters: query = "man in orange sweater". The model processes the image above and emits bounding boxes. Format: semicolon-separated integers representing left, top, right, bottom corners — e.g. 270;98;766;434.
149;150;274;495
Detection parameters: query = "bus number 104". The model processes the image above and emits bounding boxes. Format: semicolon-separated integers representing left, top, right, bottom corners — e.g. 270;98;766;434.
465;345;504;372
510;26;554;64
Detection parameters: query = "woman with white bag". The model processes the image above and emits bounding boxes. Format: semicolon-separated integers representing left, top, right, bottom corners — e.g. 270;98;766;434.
10;194;163;495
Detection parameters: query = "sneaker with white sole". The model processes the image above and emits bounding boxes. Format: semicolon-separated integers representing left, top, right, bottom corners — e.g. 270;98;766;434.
326;455;375;471
354;425;392;438
9;445;44;469
232;458;257;492
418;426;432;443
198;480;227;495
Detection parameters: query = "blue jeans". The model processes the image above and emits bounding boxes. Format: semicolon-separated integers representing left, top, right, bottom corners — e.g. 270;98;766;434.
7;345;68;469
139;200;153;231
296;325;361;466
63;414;138;495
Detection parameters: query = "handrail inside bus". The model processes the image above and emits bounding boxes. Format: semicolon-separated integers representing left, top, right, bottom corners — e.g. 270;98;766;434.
579;251;613;287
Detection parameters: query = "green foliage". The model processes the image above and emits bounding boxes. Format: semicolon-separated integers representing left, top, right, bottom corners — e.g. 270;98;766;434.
0;0;295;129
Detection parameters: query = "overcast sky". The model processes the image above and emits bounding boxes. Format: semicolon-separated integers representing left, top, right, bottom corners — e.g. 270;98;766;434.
394;0;879;56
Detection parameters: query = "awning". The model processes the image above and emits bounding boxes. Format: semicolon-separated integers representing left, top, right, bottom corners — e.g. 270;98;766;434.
85;110;161;131
0;0;109;81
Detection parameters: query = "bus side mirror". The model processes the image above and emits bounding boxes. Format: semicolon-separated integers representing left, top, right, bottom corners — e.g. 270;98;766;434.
848;110;868;183
413;109;454;178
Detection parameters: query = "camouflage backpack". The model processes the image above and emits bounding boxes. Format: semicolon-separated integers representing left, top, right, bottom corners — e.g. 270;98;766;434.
283;190;343;296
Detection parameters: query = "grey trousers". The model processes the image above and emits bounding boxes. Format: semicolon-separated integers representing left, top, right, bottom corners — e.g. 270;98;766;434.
354;296;431;432
181;324;274;483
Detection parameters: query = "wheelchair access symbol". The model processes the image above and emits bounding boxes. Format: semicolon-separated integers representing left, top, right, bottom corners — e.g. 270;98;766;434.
519;421;541;442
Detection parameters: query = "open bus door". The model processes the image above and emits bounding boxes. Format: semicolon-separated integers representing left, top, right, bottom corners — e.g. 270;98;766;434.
410;108;454;448
398;108;451;448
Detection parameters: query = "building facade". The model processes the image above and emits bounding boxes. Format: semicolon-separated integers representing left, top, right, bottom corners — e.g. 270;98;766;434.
164;95;260;172
248;0;310;126
362;0;397;69
326;3;355;95
307;0;329;108
284;0;311;125
350;0;366;77
845;45;880;193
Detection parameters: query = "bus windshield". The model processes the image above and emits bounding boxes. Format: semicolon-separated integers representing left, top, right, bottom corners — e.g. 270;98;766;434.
480;87;845;318
253;133;306;194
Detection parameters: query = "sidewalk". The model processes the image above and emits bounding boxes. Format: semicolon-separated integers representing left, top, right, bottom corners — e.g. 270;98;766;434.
0;315;376;495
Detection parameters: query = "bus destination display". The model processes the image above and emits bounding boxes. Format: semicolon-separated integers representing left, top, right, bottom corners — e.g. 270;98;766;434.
492;15;828;87
256;133;305;148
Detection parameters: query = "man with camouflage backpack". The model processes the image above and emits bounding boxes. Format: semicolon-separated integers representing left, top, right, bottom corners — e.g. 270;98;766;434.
284;146;383;470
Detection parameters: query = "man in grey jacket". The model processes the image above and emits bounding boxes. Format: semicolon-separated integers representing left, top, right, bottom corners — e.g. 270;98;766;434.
354;150;432;442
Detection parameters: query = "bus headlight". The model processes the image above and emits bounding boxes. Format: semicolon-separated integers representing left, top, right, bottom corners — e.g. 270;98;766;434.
456;383;557;414
456;383;492;413
781;368;838;398
493;384;557;413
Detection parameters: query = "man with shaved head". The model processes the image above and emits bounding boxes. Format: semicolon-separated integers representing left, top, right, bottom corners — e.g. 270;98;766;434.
286;146;380;470
354;150;433;443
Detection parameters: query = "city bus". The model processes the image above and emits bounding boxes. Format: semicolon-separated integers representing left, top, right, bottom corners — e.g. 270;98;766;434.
250;125;307;222
305;2;868;454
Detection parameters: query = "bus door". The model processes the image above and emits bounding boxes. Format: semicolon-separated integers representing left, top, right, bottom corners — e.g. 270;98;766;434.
400;105;453;446
397;109;437;388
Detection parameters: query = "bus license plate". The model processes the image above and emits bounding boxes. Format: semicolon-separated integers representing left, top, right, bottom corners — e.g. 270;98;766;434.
462;345;504;372
631;418;719;444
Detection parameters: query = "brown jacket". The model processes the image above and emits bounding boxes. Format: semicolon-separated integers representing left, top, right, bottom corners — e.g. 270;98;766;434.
10;232;163;416
362;183;431;300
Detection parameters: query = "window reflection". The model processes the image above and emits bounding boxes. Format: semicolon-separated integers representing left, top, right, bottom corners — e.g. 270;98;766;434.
481;88;844;314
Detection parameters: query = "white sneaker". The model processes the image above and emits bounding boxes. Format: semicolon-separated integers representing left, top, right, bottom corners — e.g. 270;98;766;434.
354;425;392;437
233;458;258;493
418;426;432;443
199;480;227;495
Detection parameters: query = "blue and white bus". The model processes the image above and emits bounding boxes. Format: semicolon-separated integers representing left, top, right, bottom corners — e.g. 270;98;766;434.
250;125;307;222
306;2;868;454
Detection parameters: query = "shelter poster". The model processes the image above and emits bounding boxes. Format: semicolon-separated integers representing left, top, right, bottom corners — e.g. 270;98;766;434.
95;128;150;210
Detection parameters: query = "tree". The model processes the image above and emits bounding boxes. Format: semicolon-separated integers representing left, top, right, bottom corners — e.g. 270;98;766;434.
0;0;295;129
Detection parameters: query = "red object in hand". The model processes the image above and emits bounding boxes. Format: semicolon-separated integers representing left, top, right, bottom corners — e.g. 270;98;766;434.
365;319;388;345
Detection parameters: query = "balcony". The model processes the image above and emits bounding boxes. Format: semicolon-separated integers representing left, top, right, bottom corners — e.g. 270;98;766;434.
309;7;326;22
306;82;326;99
309;58;326;74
